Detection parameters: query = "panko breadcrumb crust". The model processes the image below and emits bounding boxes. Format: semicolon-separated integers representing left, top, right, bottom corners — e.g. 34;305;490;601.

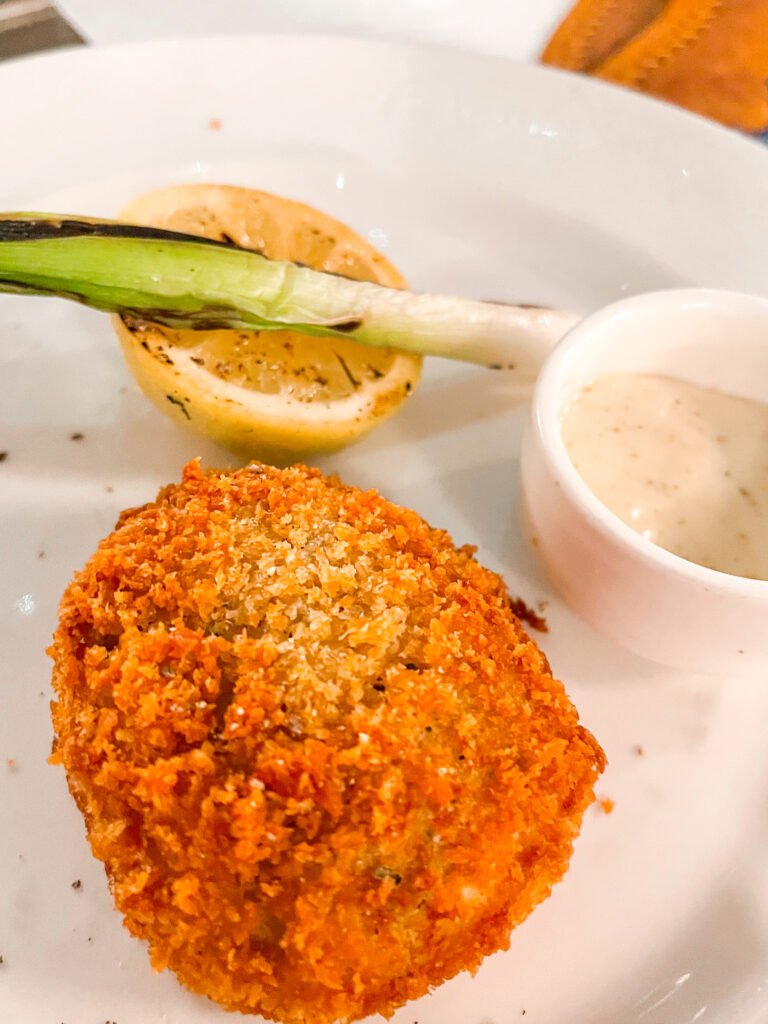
49;460;605;1024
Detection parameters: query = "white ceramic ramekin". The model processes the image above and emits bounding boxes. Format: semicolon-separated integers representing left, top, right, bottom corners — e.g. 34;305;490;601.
520;288;768;675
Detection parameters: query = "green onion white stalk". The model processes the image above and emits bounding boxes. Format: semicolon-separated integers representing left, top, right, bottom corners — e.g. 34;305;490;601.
0;216;578;378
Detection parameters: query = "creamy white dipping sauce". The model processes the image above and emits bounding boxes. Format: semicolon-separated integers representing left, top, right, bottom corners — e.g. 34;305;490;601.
560;372;768;580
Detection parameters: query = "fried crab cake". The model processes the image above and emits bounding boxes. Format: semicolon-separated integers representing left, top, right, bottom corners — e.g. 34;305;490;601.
49;460;605;1024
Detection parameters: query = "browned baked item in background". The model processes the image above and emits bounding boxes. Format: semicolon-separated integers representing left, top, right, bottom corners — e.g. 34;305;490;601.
542;0;768;133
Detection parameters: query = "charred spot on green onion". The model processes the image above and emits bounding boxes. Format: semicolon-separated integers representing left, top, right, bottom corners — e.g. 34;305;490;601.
0;214;577;376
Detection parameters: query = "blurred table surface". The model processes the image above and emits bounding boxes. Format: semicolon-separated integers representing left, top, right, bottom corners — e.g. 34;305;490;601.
51;0;572;61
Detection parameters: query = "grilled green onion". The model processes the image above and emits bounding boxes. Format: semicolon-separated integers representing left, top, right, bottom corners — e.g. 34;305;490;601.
0;215;578;377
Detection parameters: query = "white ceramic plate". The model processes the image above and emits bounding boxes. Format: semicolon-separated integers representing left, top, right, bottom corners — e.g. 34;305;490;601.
1;35;768;1024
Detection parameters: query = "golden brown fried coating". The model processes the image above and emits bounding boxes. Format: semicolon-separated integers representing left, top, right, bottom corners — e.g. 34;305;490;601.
49;460;605;1024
